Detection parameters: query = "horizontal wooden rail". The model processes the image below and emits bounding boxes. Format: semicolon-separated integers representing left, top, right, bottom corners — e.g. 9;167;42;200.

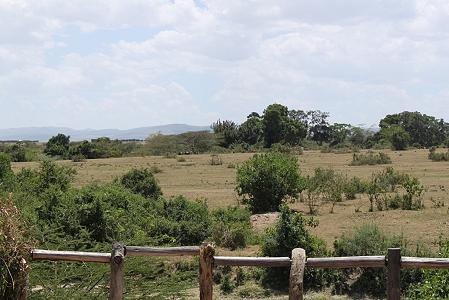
401;257;449;269
214;256;291;267
126;246;199;256
32;249;111;263
307;256;385;268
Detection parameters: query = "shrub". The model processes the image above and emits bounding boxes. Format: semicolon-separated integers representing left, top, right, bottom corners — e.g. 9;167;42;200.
153;196;211;245
0;153;15;191
177;156;186;162
408;239;449;299
119;168;162;198
236;152;305;213
428;147;449;161
0;195;31;299
211;206;252;250
334;224;426;297
343;176;366;200
210;154;223;165
261;205;328;290
44;133;70;157
350;151;392;166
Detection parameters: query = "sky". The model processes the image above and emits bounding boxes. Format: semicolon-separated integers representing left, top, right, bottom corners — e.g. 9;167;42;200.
1;0;449;129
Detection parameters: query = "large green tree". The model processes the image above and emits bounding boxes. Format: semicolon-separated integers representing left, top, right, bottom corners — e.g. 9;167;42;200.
45;133;70;157
379;111;449;147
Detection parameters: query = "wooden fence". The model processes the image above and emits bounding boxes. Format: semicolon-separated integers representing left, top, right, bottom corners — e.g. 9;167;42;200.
30;244;449;300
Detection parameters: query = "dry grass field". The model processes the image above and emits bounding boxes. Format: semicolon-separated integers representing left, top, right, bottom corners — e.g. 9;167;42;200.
12;149;449;249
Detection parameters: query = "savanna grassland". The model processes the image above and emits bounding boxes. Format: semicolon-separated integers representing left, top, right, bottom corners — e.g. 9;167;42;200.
12;148;449;250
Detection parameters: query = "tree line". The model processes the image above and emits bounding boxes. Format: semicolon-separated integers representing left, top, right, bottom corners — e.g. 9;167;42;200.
212;104;449;151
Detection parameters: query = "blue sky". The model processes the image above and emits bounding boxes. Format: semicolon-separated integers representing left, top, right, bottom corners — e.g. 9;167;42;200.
1;0;449;129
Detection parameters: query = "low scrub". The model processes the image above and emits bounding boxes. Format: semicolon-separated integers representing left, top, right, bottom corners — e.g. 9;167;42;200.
428;147;449;161
261;205;329;291
211;206;252;250
333;224;427;297
350;151;391;166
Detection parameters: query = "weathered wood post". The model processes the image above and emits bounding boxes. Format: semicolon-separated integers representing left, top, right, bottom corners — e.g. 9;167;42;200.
199;243;215;300
289;248;306;300
387;248;401;300
109;242;125;300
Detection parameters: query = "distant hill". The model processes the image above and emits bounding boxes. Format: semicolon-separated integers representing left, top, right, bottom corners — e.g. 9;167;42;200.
0;124;211;142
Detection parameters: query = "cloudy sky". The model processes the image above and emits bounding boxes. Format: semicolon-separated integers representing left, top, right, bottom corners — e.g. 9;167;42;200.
1;0;449;129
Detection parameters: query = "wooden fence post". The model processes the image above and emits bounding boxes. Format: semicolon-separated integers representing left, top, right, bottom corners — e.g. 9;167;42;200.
289;248;306;300
109;242;125;300
199;243;215;300
387;248;401;300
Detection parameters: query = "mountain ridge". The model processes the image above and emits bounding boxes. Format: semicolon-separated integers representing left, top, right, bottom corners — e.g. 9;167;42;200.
0;124;211;142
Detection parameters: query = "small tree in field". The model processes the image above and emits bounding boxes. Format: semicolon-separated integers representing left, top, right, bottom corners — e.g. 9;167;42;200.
119;168;162;198
236;152;304;213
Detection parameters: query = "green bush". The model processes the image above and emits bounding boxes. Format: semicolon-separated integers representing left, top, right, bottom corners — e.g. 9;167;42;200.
44;133;70;157
408;239;449;299
154;196;211;245
0;153;15;191
211;206;252;250
350;151;391;166
119;168;162;198
236;152;305;213
260;205;328;290
334;224;425;297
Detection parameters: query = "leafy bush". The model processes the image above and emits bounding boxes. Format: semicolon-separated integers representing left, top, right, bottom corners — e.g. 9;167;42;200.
45;133;70;157
119;168;162;198
236;152;305;213
211;206;252;250
261;205;328;290
350;151;391;166
366;168;423;211
408;239;449;299
343;176;366;200
334;224;426;297
428;147;449;161
151;196;211;245
0;195;31;299
0;153;15;191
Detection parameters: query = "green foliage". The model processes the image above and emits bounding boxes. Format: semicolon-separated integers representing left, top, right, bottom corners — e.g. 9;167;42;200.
211;206;252;250
334;224;426;297
261;205;328;290
0;195;31;300
366;168;423;211
236;152;304;213
379;125;411;150
239;113;263;145
428;146;449;161
45;133;70;157
212;119;240;148
350;151;392;166
408;239;449;299
153;196;211;245
379;111;448;148
118;168;162;198
0;153;15;191
145;131;215;155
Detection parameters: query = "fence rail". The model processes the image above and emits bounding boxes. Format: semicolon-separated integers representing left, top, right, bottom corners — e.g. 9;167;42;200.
30;244;449;300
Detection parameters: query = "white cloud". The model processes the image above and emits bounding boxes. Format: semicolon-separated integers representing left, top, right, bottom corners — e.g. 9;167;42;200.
1;0;449;128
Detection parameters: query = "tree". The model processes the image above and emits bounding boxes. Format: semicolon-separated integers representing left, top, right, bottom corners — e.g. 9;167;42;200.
262;104;289;147
45;133;70;157
236;152;305;213
329;123;351;146
307;110;331;144
380;125;411;150
379;111;448;147
119;168;162;198
239;115;263;145
211;119;239;147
